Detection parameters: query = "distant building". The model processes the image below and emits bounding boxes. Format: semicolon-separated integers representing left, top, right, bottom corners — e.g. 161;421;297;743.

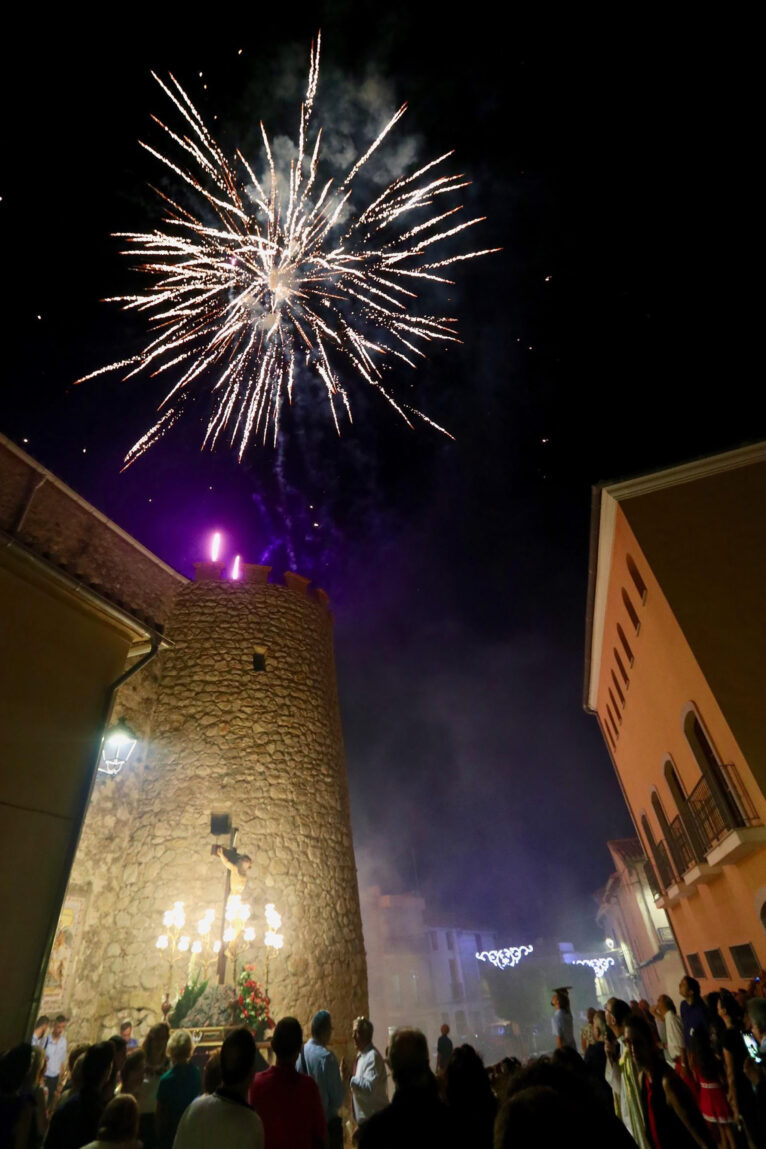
584;443;766;993
594;839;685;1003
360;887;501;1052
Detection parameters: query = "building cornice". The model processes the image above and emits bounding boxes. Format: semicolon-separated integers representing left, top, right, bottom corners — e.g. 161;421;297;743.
583;440;766;713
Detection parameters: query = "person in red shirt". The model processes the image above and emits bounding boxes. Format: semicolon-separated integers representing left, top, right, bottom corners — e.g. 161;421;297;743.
249;1018;327;1149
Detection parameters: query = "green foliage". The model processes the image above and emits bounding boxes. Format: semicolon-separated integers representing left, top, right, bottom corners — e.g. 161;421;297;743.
170;969;209;1028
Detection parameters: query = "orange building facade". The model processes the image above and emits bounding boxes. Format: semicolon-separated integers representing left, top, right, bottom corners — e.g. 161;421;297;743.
584;443;766;994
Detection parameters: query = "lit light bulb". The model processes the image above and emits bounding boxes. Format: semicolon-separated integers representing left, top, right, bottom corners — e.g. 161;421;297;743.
191;940;203;954
265;930;283;950
243;927;256;942
265;904;281;931
198;917;211;936
239;903;251;923
156;935;169;950
213;940;221;954
223;926;235;943
178;936;190;952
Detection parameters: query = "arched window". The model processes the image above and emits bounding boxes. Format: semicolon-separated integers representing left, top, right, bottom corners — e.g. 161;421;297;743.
683;708;742;834
614;648;629;687
617;624;634;666
641;812;672;890
651;791;681;879
626;554;647;602
608;688;622;723
621;588;640;633
610;670;625;707
663;759;705;864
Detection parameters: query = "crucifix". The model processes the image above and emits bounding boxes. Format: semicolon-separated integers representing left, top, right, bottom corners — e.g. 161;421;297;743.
210;813;252;984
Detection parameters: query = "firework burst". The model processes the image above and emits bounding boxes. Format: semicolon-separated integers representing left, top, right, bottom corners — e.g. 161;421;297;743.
79;36;499;464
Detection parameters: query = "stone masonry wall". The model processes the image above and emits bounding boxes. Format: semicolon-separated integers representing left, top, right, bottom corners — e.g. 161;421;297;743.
65;570;368;1058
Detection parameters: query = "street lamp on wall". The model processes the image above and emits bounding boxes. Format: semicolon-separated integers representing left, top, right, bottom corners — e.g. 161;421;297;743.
98;719;138;776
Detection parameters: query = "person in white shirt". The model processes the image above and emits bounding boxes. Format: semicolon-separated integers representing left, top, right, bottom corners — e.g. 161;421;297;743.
172;1027;263;1149
346;1017;388;1131
654;994;685;1066
43;1015;68;1108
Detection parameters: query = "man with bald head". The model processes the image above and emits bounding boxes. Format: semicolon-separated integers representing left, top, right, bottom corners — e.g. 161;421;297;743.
358;1027;457;1148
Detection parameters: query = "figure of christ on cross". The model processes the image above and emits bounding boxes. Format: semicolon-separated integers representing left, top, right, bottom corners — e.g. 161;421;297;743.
213;843;252;983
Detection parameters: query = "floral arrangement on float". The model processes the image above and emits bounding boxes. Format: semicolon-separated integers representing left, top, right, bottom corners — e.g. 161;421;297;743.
237;965;274;1039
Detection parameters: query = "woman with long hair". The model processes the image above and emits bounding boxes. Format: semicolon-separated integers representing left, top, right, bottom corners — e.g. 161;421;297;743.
718;990;757;1146
689;1029;736;1149
135;1023;169;1149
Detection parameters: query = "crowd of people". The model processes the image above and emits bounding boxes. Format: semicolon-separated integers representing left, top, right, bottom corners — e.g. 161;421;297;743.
2;974;766;1148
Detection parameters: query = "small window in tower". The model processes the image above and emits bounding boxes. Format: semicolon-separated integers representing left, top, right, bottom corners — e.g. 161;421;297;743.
603;717;617;751
622;588;641;633
253;646;267;672
704;949;730;979
686;953;705;978
611;670;626;708
626;554;647;602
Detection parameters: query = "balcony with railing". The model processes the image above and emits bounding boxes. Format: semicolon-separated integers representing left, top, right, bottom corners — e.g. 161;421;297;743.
687;765;762;857
668;815;695;875
653;839;675;891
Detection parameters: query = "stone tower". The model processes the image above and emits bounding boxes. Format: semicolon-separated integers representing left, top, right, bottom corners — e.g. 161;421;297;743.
62;562;367;1049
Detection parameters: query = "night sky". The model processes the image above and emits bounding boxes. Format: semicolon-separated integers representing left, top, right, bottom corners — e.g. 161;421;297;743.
2;7;757;947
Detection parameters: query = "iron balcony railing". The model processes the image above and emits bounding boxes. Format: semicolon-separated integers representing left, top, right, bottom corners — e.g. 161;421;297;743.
653;839;675;890
643;859;663;900
668;815;695;874
686;764;760;854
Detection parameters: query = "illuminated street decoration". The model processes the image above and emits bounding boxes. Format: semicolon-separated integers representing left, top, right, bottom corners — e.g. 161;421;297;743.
574;957;615;977
475;944;534;970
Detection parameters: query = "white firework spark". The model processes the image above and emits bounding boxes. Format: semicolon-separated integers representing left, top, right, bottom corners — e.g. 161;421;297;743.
79;36;499;464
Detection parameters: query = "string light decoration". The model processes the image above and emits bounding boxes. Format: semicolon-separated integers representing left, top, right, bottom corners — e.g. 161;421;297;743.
574;957;615;978
475;945;534;970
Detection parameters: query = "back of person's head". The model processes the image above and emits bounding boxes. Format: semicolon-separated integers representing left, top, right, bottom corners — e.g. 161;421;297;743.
685;976;701;999
96;1094;139;1142
220;1027;257;1087
203;1050;222;1094
34;1015;49;1030
444;1043;495;1113
689;1028;717;1078
495;1084;577;1147
606;997;631;1028
705;991;721;1015
440;1023;450;1036
0;1044;33;1094
167;1029;193;1064
142;1023;169;1064
551;1045;586;1077
586;1006;596;1022
658;994;676;1015
719;990;742;1027
120;1049;145;1090
389;1028;431;1090
82;1042;115;1091
354;1017;374;1045
108;1035;127;1056
271;1018;303;1062
310;1010;331;1041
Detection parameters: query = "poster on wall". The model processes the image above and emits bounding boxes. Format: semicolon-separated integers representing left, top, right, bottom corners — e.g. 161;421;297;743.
42;896;86;1010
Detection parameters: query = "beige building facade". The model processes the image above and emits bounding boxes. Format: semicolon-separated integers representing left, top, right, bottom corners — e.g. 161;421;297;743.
584;443;766;994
